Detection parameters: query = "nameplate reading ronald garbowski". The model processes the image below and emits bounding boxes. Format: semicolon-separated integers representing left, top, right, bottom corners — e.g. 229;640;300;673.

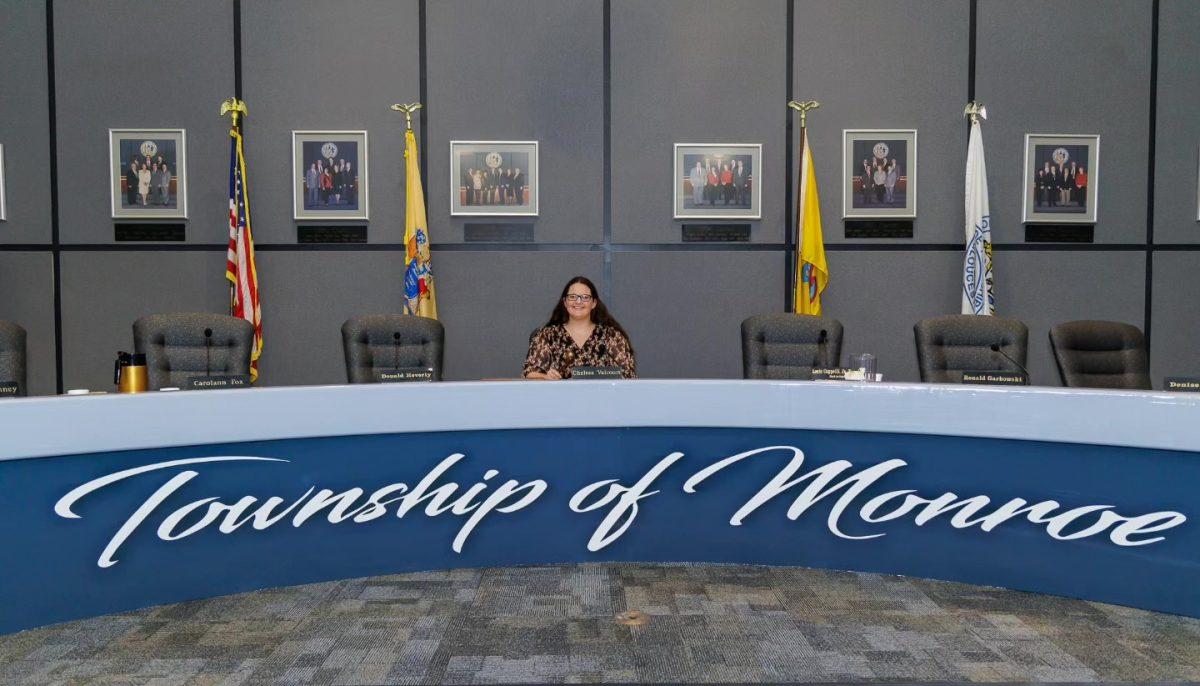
185;375;251;390
962;371;1027;386
378;368;434;383
1165;377;1200;392
52;446;1187;569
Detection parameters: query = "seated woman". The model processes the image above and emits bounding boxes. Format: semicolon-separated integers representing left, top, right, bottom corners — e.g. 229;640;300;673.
523;276;637;379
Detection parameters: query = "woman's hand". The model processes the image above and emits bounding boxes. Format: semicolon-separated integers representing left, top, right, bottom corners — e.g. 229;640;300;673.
545;368;563;380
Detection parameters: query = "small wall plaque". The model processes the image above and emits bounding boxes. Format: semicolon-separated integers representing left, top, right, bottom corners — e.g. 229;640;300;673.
962;370;1027;386
844;220;914;239
1164;377;1200;392
681;224;750;242
378;368;435;383
0;381;20;397
185;375;251;390
464;223;534;242
569;366;622;380
1025;224;1094;243
114;223;186;242
296;225;367;243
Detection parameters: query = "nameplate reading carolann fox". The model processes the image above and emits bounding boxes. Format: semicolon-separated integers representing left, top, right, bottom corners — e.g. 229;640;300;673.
810;368;849;381
1164;377;1200;393
570;366;622;380
0;381;20;397
185;375;252;390
962;371;1027;386
378;368;435;383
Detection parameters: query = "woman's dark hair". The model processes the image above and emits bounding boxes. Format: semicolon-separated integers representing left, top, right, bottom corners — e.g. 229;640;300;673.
544;276;633;347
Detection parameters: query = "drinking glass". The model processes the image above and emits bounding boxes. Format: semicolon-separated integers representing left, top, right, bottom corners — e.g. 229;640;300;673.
848;353;877;382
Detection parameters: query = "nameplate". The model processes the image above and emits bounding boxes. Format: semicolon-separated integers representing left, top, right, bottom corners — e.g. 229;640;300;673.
1164;377;1200;392
810;368;848;381
114;223;186;242
844;220;914;239
570;366;622;380
464;224;534;243
296;225;367;244
185;375;252;390
1025;224;1094;243
378;368;435;383
681;224;751;242
0;381;20;397
962;371;1027;386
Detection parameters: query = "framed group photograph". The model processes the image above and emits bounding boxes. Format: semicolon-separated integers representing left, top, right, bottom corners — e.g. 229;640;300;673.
673;143;761;220
292;131;368;221
450;141;538;216
109;129;187;219
842;129;917;219
0;144;6;222
1022;134;1099;224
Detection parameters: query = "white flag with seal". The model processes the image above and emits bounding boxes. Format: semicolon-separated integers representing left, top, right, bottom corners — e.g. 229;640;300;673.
961;117;994;315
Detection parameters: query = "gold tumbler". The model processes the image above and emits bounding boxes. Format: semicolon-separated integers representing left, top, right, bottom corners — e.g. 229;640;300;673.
115;351;149;393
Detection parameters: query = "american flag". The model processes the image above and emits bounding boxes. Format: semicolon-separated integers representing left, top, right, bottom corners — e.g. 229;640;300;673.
225;124;262;380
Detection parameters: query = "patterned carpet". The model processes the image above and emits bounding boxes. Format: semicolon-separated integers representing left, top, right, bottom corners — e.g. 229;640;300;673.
2;563;1199;684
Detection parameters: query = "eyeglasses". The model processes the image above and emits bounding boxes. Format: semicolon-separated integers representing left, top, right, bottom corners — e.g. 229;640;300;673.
564;294;594;303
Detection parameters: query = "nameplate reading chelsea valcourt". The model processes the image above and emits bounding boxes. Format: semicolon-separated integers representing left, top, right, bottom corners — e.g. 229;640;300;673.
0;381;20;397
570;366;622;380
1164;377;1200;393
378;368;435;383
185;375;251;390
962;371;1027;386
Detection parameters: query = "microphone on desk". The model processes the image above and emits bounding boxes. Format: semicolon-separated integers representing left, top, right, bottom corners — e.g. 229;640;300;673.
813;329;829;369
204;328;213;376
990;342;1031;384
393;332;402;370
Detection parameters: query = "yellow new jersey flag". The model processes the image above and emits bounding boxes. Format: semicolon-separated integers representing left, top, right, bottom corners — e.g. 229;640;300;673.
402;128;437;319
793;127;829;315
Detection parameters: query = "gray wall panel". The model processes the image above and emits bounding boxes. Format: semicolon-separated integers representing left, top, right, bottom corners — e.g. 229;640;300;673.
1150;251;1200;385
434;251;603;380
251;251;414;386
1001;251;1146;386
1153;0;1200;244
426;0;604;245
241;0;420;245
976;0;1151;244
59;251;232;392
0;0;52;244
53;0;234;244
0;252;56;396
610;252;784;378
611;0;786;244
794;0;970;245
819;251;963;383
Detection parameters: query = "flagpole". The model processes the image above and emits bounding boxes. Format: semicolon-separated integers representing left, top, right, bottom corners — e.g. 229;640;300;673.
220;98;248;317
390;102;422;130
787;99;819;314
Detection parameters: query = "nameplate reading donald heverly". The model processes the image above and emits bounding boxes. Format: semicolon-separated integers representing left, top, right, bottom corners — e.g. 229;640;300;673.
810;368;849;381
962;371;1027;386
1164;377;1200;393
186;375;252;390
378;368;435;383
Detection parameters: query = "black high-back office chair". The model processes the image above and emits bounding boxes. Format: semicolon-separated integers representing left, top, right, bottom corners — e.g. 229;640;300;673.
1049;320;1151;390
0;320;28;397
133;313;254;390
740;314;844;379
342;314;444;383
914;314;1028;383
